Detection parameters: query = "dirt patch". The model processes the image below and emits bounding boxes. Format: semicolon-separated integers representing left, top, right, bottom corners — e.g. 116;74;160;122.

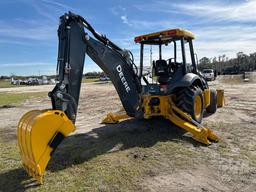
143;167;230;192
0;126;17;142
0;84;54;93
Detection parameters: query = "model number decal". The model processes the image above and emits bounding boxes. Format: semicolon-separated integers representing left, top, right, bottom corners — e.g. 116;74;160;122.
116;65;131;93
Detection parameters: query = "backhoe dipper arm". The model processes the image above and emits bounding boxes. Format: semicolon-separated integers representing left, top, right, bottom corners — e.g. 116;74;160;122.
49;12;141;122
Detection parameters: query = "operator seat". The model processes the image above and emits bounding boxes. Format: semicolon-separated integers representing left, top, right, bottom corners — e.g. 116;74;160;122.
153;59;170;84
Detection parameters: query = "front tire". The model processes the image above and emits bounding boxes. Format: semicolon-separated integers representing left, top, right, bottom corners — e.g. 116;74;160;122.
176;86;204;123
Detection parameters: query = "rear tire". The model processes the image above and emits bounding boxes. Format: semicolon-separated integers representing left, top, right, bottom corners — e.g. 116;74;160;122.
206;89;217;114
176;86;204;123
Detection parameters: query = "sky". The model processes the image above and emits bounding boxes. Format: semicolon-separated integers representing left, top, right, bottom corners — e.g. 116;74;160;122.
0;0;256;76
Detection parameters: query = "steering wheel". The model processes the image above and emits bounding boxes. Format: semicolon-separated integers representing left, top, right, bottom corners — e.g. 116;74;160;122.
167;58;176;73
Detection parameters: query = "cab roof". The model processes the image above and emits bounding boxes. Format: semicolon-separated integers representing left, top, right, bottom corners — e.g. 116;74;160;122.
134;28;195;45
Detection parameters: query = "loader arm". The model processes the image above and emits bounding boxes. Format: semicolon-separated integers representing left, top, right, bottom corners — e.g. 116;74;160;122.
50;12;141;122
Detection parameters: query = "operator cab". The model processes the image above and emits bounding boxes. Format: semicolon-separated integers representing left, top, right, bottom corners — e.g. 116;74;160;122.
134;29;198;94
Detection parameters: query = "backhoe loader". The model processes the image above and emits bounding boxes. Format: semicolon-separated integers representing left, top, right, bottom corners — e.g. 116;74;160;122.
17;12;224;184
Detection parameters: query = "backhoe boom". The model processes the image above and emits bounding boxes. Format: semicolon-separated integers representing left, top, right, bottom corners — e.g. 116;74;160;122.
50;12;141;122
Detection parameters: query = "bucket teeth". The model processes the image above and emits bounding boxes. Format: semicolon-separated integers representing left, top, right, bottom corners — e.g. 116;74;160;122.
17;110;75;184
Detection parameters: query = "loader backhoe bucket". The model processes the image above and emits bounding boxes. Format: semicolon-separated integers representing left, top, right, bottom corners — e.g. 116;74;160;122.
17;110;75;184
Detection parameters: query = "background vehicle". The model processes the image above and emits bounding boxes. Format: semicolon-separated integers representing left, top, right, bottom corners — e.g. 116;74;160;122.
27;78;39;85
17;12;224;184
202;69;215;81
99;76;110;81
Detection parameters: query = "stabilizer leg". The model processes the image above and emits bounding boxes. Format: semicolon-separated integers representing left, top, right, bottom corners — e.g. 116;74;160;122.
102;108;131;124
167;102;219;145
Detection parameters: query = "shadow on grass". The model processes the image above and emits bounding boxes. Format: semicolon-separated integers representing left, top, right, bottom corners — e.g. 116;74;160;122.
0;168;40;192
48;118;200;172
0;118;200;191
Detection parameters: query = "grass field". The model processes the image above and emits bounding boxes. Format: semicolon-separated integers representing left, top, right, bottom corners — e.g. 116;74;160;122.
0;92;46;107
0;80;21;88
82;78;100;83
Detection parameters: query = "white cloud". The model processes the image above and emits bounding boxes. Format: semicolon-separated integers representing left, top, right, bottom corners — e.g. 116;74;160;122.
121;15;128;24
0;0;74;41
110;5;126;16
119;0;256;59
41;0;71;10
121;15;132;26
192;25;256;58
134;0;256;23
27;0;74;22
0;23;55;40
110;5;133;26
176;0;256;23
112;24;256;63
127;20;177;31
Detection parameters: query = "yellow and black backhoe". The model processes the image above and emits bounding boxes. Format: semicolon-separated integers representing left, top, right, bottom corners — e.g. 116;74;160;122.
17;12;224;184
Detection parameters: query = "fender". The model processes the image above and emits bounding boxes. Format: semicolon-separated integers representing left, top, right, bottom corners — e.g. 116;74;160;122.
167;68;207;93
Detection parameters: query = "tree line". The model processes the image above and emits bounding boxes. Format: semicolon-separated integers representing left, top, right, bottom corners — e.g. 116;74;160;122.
198;52;256;75
84;71;105;78
0;72;106;80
